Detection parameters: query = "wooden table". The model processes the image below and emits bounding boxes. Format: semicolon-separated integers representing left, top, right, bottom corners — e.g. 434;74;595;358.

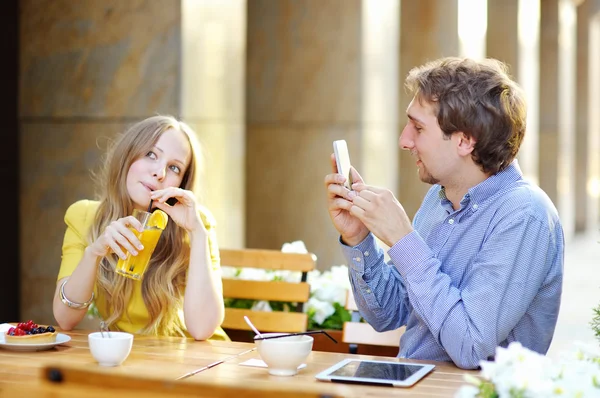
0;329;475;397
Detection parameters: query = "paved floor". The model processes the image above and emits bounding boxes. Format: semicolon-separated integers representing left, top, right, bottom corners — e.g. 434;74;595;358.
546;229;600;359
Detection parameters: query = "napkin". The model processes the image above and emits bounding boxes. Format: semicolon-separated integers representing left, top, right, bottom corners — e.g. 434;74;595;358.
0;323;13;333
238;358;306;370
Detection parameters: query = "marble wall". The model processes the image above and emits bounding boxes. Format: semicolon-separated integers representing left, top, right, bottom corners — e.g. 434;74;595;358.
245;0;363;269
398;0;459;219
181;0;246;250
19;0;181;323
19;0;600;325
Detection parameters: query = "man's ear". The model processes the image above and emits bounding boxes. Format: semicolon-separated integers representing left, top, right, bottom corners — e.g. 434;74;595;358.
455;132;476;156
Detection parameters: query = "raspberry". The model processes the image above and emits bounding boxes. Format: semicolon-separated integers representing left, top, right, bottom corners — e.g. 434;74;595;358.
13;328;25;336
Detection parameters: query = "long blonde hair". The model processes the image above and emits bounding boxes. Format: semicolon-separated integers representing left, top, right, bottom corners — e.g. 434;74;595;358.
90;115;203;336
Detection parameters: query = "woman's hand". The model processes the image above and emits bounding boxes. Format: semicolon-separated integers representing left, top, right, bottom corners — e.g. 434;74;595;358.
151;188;206;235
88;216;144;260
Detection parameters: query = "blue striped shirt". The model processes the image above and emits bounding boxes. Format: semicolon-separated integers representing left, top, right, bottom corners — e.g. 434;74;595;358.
341;160;564;369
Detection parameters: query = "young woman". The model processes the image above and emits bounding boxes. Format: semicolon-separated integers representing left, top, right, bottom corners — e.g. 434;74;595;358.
53;115;228;340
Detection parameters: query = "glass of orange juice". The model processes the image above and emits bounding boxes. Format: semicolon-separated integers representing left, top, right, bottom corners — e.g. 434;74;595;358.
115;209;168;280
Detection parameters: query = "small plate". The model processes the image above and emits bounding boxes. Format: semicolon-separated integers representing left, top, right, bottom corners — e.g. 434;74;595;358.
0;333;71;352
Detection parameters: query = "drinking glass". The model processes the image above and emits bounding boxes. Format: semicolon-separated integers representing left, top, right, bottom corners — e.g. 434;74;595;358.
115;209;165;280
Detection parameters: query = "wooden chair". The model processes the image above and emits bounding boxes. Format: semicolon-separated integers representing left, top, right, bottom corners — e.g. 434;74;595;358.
342;289;405;354
220;248;316;334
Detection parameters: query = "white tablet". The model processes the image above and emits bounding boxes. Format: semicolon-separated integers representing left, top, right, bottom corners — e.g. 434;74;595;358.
315;358;435;388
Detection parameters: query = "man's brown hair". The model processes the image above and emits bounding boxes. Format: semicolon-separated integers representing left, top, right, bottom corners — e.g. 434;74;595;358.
405;57;527;175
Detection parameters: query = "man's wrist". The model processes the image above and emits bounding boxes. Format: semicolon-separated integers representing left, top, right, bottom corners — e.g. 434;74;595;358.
341;231;370;247
383;227;414;248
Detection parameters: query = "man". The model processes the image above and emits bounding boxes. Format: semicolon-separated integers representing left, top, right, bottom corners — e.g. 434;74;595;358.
324;57;564;369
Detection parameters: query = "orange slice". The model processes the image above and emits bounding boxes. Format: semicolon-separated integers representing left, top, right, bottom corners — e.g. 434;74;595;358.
148;209;168;229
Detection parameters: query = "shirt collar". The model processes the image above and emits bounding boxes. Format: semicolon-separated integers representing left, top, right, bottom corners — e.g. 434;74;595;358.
438;159;523;209
465;159;523;205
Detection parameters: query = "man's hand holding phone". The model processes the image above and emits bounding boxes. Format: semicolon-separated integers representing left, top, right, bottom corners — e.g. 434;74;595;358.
333;139;413;247
325;140;370;246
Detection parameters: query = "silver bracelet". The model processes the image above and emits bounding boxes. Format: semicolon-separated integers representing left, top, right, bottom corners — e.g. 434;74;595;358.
59;279;94;310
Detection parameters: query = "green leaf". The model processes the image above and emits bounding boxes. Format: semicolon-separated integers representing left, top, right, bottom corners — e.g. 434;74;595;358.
86;302;100;319
307;303;351;330
590;302;600;342
224;298;254;309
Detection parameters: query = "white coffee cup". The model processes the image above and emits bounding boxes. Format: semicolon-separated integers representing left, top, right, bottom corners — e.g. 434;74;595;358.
255;333;314;376
88;332;133;366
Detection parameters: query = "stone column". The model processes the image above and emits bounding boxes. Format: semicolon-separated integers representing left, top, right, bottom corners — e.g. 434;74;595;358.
575;0;591;232
590;9;600;227
3;0;19;322
246;0;362;269
487;0;520;75
539;0;577;240
398;0;459;219
487;0;540;184
20;0;179;324
246;0;400;268
180;0;246;249
361;0;400;254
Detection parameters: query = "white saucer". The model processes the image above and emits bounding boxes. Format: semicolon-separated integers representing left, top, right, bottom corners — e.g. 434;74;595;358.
0;333;71;352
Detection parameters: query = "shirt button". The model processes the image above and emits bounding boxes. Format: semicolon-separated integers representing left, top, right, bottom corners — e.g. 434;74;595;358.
366;289;372;294
448;219;454;224
473;204;478;209
355;257;361;262
364;251;369;257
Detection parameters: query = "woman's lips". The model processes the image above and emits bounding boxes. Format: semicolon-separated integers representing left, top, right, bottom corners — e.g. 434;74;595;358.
141;183;155;192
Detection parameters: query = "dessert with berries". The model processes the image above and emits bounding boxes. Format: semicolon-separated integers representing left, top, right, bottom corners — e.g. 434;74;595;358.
4;320;57;344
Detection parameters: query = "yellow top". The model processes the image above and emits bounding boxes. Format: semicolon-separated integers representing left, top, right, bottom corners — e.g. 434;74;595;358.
57;199;229;341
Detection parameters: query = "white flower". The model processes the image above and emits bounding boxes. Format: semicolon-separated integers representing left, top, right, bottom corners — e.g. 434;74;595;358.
223;241;351;328
271;269;302;283
457;341;600;398
220;266;239;279
481;342;555;396
307;265;351;305
281;240;309;254
306;297;335;325
251;300;272;312
454;385;480;398
237;268;270;281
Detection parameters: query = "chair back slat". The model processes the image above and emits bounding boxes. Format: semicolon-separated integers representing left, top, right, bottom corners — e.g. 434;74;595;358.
222;308;308;333
223;279;311;302
220;248;316;334
220;248;315;272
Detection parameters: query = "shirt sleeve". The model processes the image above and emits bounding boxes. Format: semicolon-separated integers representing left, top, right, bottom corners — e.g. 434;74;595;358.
340;233;410;331
389;211;557;369
57;200;94;282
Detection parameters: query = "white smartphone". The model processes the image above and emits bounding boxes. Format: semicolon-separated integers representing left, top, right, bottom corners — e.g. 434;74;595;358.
333;140;352;190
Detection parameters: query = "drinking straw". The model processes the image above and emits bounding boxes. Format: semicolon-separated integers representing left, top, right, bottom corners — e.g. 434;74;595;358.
147;199;153;213
253;330;338;343
175;347;257;380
